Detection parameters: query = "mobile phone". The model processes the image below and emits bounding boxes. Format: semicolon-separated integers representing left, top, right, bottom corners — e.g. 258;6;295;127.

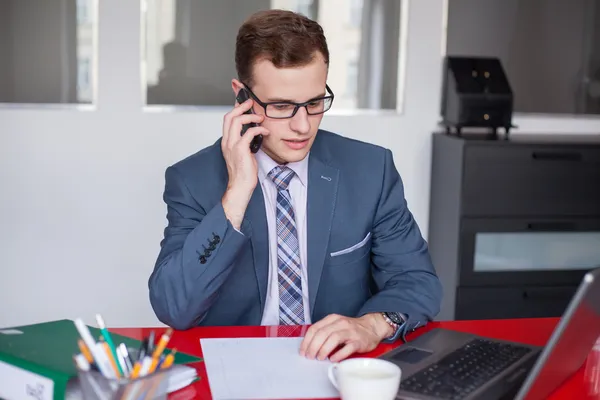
235;88;263;153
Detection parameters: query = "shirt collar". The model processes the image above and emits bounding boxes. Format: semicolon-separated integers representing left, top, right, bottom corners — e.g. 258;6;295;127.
256;149;309;187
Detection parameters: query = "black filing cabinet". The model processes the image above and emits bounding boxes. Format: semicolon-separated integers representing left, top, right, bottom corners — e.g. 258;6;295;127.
428;133;600;321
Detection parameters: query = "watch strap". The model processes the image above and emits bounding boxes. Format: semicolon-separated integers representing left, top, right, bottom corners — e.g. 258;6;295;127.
381;312;407;341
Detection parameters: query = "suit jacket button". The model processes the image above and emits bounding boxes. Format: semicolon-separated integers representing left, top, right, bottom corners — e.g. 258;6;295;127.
212;234;221;243
208;243;216;251
199;255;207;264
204;250;212;257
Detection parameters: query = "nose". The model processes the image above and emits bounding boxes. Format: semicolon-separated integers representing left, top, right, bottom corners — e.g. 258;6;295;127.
289;106;311;135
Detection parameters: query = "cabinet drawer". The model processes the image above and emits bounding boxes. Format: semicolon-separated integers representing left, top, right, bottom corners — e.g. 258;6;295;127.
462;146;600;217
455;285;578;320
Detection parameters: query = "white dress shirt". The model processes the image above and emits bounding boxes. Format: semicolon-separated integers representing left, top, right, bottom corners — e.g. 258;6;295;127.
255;149;312;325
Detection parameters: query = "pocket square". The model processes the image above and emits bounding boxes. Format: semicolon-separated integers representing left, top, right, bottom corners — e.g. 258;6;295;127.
330;232;372;257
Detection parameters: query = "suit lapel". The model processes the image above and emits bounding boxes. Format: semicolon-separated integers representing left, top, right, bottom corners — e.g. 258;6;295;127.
241;185;269;317
306;150;339;316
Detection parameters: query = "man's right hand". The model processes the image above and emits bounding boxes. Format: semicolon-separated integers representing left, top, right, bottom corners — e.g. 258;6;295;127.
221;98;270;230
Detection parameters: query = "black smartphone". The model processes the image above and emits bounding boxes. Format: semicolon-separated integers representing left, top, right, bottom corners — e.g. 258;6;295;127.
235;88;263;153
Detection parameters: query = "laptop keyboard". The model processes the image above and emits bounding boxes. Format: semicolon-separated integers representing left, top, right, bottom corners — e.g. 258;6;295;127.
399;338;532;399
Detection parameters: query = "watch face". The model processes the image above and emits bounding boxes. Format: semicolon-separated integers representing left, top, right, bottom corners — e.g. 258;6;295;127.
385;312;404;325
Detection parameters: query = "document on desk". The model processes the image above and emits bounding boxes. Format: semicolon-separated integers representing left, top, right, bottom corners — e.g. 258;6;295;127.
200;337;339;399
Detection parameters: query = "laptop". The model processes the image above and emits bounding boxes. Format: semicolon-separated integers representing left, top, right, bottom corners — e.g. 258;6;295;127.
379;267;600;400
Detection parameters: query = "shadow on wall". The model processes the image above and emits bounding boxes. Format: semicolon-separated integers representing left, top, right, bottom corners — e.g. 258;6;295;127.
146;41;229;106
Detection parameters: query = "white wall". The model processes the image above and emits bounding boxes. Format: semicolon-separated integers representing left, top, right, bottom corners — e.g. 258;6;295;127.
1;0;600;328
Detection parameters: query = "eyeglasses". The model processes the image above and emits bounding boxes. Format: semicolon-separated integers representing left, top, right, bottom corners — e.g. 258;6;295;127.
242;83;335;119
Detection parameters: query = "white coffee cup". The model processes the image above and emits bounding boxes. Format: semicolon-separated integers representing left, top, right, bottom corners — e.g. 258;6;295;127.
328;357;401;400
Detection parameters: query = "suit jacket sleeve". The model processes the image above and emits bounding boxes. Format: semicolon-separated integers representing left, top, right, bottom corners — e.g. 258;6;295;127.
356;149;443;332
148;165;248;330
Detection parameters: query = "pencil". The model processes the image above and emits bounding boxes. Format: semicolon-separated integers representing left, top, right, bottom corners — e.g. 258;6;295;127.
151;328;173;359
160;349;177;369
101;342;121;378
73;319;114;378
130;359;144;379
147;357;160;374
77;339;94;364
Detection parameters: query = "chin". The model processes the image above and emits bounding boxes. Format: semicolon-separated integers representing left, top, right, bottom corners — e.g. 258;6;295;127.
282;150;310;163
264;139;313;164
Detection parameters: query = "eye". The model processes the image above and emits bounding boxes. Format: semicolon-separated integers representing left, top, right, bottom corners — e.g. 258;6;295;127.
307;100;323;108
272;104;293;110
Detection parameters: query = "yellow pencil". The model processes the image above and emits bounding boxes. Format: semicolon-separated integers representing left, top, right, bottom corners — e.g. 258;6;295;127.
102;342;121;378
77;339;94;364
147;357;160;374
160;349;177;369
151;328;173;359
130;359;143;379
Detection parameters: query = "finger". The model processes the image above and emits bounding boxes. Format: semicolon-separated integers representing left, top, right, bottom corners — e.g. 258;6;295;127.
222;110;236;147
329;342;358;363
232;98;253;115
231;113;265;131
237;126;270;148
234;127;270;153
223;99;254;143
316;330;350;361
227;114;266;149
300;315;342;356
304;321;346;360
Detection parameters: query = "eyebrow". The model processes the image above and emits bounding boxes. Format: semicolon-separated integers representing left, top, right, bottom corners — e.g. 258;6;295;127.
266;92;326;103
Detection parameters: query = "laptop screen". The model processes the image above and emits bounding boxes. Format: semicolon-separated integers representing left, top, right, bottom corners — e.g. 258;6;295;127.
516;268;600;400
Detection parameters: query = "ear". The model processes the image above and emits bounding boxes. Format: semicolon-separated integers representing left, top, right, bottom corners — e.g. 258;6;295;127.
231;79;244;96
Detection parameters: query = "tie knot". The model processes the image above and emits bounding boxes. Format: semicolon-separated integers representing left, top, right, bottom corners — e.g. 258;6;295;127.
268;166;295;191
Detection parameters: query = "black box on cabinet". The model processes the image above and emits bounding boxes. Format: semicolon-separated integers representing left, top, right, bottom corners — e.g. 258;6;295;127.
440;56;514;135
428;132;600;321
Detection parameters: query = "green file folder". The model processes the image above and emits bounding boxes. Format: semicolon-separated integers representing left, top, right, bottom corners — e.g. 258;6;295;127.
0;319;201;399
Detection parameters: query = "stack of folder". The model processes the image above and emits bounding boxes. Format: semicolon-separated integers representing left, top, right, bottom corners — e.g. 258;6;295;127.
0;319;201;399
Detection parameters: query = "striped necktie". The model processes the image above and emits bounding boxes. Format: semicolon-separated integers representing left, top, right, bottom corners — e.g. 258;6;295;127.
267;165;305;325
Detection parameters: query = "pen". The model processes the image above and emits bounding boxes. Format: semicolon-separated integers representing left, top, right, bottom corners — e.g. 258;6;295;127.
137;337;149;362
119;343;134;372
74;319;114;378
74;354;91;371
116;345;131;377
156;354;166;370
96;314;125;377
147;330;155;354
139;356;154;376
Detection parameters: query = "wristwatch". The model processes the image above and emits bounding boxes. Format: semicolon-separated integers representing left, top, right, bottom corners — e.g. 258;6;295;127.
381;312;406;338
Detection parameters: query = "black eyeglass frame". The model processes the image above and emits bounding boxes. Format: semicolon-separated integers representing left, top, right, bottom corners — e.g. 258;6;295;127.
241;83;335;119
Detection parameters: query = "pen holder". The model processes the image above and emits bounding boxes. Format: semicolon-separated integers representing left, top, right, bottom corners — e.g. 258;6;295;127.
77;367;173;400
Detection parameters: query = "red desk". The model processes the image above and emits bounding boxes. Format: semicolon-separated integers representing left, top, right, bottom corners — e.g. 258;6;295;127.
111;318;595;399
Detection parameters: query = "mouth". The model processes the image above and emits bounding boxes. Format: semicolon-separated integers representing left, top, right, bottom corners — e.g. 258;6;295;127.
283;138;310;150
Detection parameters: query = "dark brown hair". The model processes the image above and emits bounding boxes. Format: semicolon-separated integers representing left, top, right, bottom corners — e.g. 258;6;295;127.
235;9;330;86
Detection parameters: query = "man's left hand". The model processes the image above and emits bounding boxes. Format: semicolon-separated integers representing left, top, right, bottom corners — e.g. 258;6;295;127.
299;313;394;362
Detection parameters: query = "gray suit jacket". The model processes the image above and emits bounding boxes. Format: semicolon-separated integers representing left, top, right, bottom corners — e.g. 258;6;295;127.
149;130;443;338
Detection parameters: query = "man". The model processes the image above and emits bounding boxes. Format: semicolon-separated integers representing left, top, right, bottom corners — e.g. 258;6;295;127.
148;9;442;362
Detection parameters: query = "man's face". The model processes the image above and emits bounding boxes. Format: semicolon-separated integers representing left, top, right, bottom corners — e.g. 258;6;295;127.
232;52;328;165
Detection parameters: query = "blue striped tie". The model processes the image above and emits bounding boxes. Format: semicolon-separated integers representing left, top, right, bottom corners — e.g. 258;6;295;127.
268;166;305;325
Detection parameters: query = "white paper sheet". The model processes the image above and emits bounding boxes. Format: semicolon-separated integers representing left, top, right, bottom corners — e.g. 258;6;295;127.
200;337;339;399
